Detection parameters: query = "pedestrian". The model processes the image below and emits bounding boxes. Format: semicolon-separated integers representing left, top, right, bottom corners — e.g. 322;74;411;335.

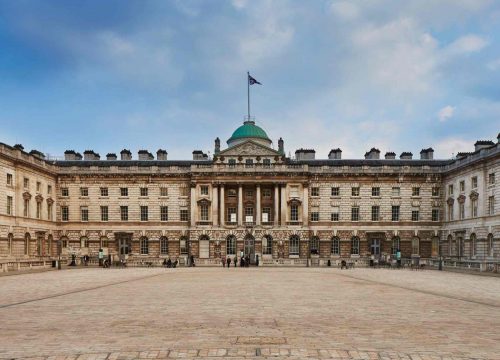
221;257;226;267
226;257;231;268
98;248;103;267
190;255;195;267
240;256;244;267
234;257;237;267
245;255;250;267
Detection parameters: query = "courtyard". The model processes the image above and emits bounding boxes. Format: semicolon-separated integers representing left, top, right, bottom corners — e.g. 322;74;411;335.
0;268;499;360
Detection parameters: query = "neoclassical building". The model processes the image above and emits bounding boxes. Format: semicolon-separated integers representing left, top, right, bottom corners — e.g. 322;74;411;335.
0;120;499;268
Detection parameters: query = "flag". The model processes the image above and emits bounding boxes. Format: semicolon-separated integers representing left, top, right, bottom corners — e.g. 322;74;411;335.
248;74;262;85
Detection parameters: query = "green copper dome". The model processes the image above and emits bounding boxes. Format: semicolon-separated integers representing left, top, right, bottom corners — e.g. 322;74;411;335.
227;121;271;144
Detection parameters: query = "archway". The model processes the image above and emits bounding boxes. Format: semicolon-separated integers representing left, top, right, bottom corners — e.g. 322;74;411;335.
244;234;255;264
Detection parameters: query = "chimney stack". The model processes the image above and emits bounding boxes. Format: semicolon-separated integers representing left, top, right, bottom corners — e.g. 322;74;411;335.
384;152;396;160
157;149;168;160
364;148;380;160
214;137;220;155
120;149;132;161
295;149;315;160
106;153;117;161
474;140;494;152
328;148;342;159
400;152;413;160
83;150;100;161
420;148;434;160
138;150;154;161
278;138;284;155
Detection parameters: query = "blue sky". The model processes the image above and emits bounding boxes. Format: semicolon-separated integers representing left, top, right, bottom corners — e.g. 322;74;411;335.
0;0;499;160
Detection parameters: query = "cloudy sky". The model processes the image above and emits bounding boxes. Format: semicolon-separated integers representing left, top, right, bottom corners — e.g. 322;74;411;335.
0;0;499;160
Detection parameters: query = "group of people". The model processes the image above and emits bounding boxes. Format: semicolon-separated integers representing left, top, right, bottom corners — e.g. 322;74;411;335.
221;254;259;267
162;258;179;268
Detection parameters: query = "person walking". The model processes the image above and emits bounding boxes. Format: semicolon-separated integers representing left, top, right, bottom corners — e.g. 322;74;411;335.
226;257;231;268
221;257;226;268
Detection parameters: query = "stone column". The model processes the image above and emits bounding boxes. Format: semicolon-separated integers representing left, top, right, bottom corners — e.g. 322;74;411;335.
238;184;243;226
302;184;309;226
256;184;261;226
274;184;280;226
220;185;225;227
190;185;196;227
212;185;218;226
280;184;287;225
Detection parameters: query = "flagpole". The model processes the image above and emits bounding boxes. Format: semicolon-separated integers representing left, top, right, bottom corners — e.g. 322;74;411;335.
247;71;250;120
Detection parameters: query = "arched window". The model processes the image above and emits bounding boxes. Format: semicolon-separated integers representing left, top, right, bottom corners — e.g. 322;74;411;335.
331;236;340;255
140;237;149;255
412;237;420;256
24;233;30;255
226;235;236;255
48;235;53;257
310;236;319;255
350;236;359;255
431;236;439;257
391;237;400;255
487;233;494;257
262;235;272;255
289;235;300;256
80;236;89;249
160;236;168;255
100;236;109;248
8;233;13;255
470;234;476;258
180;237;188;255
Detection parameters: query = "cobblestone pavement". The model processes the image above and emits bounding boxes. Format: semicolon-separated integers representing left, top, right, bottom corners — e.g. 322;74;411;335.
0;268;499;360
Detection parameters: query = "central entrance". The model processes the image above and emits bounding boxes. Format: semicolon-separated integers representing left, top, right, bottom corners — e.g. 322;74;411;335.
244;235;255;264
370;239;381;256
116;233;132;256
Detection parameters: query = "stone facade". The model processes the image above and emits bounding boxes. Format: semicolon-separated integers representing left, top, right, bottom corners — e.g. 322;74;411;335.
0;123;499;266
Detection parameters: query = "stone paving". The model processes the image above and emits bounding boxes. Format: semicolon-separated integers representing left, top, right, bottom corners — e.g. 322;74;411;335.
0;268;499;360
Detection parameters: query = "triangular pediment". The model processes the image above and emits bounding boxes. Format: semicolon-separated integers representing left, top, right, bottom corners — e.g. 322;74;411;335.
218;139;280;157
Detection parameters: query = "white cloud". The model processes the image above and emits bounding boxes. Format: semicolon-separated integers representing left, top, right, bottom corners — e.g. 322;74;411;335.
231;0;248;10
330;1;359;20
438;105;455;122
445;34;488;55
433;137;474;158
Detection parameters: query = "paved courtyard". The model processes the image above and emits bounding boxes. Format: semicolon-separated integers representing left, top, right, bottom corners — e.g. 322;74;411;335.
0;268;499;360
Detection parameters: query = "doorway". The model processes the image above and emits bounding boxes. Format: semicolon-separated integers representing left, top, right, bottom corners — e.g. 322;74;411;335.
370;239;381;256
244;235;255;264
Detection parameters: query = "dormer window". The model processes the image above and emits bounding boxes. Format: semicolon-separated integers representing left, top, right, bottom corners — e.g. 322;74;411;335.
263;158;271;167
228;159;236;168
245;159;254;168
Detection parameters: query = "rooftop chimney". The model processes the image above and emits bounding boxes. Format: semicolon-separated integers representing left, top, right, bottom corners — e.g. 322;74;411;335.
106;153;117;161
328;148;342;159
120;149;132;161
364;148;380;160
157;149;168;160
420;148;434;160
400;152;413;160
295;149;316;160
138;150;154;161
214;137;220;155
278;138;284;155
83;150;100;161
474;140;494;152
64;150;78;161
29;149;45;159
193;150;207;160
385;152;396;160
13;144;24;151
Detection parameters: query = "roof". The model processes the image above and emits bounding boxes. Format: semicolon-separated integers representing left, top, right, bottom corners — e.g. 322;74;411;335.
227;121;270;144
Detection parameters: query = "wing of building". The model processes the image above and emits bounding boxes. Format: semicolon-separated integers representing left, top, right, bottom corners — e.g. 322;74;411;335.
0;121;499;270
